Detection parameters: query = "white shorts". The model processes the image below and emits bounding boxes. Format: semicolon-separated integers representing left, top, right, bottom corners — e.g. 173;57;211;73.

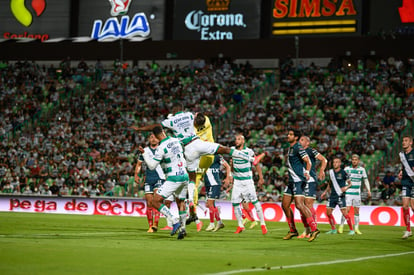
345;194;361;207
184;139;220;172
231;180;258;204
157;179;188;200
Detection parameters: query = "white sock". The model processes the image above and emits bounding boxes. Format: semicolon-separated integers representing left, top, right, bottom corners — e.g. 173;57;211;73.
159;204;178;224
340;215;345;226
253;201;265;225
233;203;244;227
187;182;195;205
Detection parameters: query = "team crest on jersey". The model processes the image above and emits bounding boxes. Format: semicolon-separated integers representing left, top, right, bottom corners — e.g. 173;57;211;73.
108;0;132;16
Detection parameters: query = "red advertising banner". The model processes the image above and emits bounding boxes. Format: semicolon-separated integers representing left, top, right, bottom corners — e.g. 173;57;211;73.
1;196;411;227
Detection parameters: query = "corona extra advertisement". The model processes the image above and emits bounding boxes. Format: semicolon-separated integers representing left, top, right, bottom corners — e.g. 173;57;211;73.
77;0;165;41
173;0;261;40
0;0;70;41
270;0;363;36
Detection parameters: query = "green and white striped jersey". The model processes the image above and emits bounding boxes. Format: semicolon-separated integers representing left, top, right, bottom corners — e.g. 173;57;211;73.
144;136;188;182
161;111;197;145
344;165;367;196
231;146;254;184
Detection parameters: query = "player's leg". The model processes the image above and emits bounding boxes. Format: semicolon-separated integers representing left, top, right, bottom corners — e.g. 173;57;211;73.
339;195;352;234
354;196;362;234
195;155;214;205
160;198;173;230
340;207;354;235
293;182;318;239
339;196;354;235
242;202;259;228
153;181;181;236
401;189;412;239
144;182;155;232
282;188;298;239
145;193;155;232
152;182;164;231
300;182;316;238
251;200;267;234
231;184;245;233
208;184;224;232
183;150;201;226
206;197;216;231
326;206;337;234
175;181;189;240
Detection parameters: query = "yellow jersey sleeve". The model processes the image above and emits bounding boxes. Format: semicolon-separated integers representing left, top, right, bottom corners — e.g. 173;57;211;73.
195;116;214;142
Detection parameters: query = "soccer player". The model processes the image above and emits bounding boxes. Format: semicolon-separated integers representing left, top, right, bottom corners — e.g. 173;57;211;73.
298;136;327;238
131;103;265;222
139;126;189;240
188;113;216;231
321;157;355;235
134;133;166;233
204;154;231;232
282;129;319;242
340;154;371;234
398;135;414;239
230;134;268;235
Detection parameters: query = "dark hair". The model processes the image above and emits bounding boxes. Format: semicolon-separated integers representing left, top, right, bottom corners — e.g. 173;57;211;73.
195;113;206;127
172;101;183;110
152;125;163;136
288;128;302;139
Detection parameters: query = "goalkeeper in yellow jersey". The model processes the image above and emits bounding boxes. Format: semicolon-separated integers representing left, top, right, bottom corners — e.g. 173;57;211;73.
186;113;215;231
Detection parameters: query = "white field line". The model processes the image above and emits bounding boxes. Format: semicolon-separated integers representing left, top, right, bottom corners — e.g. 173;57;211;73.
0;232;127;237
206;251;414;275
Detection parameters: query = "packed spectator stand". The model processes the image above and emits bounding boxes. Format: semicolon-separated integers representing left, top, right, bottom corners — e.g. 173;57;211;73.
0;57;413;208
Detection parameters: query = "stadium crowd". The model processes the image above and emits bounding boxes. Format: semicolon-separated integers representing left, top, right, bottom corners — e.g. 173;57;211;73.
0;57;413;208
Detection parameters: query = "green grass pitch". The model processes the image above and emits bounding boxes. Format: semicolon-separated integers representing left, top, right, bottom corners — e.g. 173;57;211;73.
0;212;413;275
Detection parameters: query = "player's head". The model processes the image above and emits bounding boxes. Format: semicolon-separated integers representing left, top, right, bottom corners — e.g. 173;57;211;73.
194;112;206;129
152;125;166;141
402;135;413;150
235;134;245;149
299;136;310;149
351;154;360;167
171;102;183;114
148;133;159;147
333;157;342;169
287;128;301;143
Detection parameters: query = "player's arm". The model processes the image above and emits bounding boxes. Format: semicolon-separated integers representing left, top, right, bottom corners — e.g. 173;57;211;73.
302;155;311;180
254;158;264;187
321;182;330;199
362;168;371;198
138;145;161;171
222;158;232;188
129;123;161;132
316;153;327;180
225;158;235;193
341;173;352;192
134;159;143;184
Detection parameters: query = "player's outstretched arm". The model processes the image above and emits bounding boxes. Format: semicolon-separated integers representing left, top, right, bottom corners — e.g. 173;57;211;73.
129;123;162;132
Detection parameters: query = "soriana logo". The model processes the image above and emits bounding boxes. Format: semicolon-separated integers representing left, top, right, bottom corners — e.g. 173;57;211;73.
10;0;46;27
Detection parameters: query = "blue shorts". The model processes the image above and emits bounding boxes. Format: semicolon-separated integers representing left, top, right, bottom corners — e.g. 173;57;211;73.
206;185;221;200
305;181;317;199
328;195;346;209
144;179;165;194
284;181;306;196
401;181;414;198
